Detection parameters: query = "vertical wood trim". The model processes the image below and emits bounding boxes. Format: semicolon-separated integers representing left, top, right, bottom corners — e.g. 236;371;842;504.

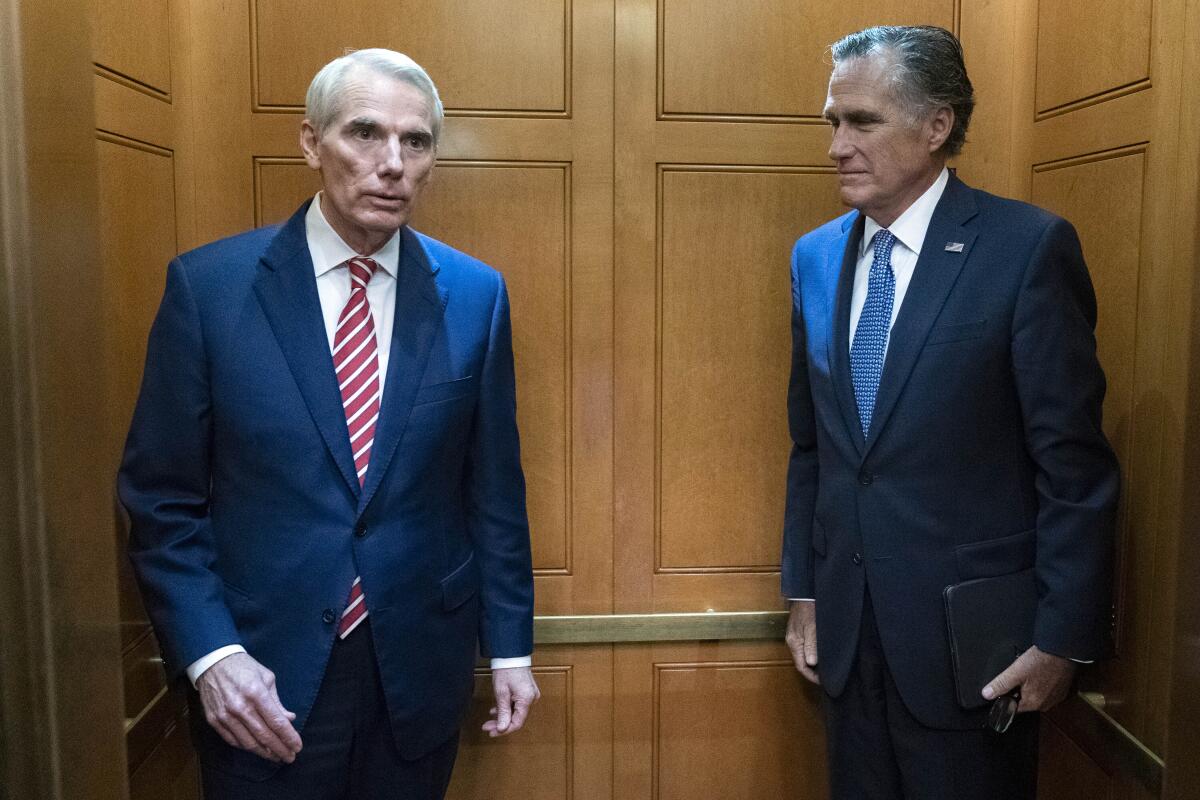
0;1;126;797
1162;0;1200;792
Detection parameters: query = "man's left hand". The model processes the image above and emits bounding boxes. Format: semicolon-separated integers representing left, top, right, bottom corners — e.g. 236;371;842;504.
982;645;1077;712
482;666;540;737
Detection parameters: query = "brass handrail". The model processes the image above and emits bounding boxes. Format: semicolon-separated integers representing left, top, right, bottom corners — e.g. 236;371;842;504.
534;610;788;644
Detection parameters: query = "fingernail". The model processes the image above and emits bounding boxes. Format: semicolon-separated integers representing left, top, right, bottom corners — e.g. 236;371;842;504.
982;687;994;699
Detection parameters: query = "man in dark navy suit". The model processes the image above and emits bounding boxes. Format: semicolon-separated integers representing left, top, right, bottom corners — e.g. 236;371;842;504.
782;26;1119;799
120;49;537;799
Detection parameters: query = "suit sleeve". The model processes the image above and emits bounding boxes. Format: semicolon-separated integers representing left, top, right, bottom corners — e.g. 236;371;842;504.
1011;217;1120;661
118;259;241;680
464;275;535;658
781;242;820;599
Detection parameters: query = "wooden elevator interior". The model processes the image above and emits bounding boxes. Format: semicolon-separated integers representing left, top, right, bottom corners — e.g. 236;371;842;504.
3;0;1200;797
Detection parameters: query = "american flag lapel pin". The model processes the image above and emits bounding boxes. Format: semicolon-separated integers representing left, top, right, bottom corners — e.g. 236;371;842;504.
944;242;965;253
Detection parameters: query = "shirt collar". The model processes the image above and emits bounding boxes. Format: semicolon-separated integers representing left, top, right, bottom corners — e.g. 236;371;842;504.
305;192;400;279
861;167;950;257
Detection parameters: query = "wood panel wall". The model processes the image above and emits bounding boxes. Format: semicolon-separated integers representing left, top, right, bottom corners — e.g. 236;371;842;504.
92;0;202;795
83;0;1197;797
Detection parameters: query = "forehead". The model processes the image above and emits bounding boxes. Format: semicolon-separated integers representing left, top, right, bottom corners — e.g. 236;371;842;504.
824;55;897;112
332;68;434;127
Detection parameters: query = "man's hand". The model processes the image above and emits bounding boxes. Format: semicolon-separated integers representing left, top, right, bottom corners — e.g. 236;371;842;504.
982;645;1077;712
196;652;302;763
482;666;540;738
786;600;820;684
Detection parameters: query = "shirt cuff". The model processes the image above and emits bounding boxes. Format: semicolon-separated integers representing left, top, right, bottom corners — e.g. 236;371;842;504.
1069;658;1094;664
490;656;533;669
186;645;247;687
788;598;815;602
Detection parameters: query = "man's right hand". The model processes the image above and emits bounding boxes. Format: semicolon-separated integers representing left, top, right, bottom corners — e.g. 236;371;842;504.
786;600;820;684
196;652;303;763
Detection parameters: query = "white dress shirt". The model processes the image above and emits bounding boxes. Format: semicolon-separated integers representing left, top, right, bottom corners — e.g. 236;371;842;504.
789;169;949;604
186;194;529;685
849;167;950;353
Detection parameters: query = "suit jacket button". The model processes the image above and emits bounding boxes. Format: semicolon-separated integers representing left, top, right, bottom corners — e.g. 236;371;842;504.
322;609;336;624
852;553;863;565
354;522;367;538
858;471;873;486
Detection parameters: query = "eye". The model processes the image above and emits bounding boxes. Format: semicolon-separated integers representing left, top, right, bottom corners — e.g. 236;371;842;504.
353;127;372;140
405;134;431;151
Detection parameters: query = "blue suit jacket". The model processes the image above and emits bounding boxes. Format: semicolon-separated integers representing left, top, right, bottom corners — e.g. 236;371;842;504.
782;174;1119;729
119;201;534;775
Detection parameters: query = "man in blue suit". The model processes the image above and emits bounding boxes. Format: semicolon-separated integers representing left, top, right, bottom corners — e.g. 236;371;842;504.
782;26;1119;798
120;49;538;799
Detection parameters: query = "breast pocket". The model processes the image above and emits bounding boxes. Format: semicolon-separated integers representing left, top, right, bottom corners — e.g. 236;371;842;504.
926;318;987;346
413;375;477;407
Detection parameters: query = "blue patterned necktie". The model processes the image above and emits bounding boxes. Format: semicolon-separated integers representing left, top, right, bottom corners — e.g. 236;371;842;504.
850;229;897;435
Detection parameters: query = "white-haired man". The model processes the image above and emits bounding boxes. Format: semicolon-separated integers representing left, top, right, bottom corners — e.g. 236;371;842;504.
120;49;538;799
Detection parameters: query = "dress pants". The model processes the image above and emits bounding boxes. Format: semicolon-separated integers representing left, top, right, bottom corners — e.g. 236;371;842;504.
200;621;460;800
823;590;1039;800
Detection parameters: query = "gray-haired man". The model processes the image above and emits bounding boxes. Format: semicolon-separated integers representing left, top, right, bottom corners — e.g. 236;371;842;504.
782;26;1118;798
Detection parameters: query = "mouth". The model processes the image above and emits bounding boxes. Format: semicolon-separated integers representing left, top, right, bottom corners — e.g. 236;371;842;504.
365;193;407;206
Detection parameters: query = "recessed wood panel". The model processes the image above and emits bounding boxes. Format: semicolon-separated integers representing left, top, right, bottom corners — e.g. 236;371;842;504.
450;646;613;800
653;658;826;799
1035;0;1151;114
254;158;322;226
413;163;571;574
1030;149;1143;481
94;0;172;96
450;667;571;799
252;0;569;114
657;168;840;571
96;135;177;466
660;0;955;119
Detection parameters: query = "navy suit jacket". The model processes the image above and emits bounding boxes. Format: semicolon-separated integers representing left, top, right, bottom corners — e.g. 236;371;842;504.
119;201;534;775
782;174;1119;729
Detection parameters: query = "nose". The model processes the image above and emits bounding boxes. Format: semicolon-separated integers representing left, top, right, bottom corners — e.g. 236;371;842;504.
379;136;404;176
828;126;852;162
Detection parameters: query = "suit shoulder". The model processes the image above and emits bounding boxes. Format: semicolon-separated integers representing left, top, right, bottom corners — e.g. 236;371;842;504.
410;229;503;288
793;210;856;256
173;224;281;279
969;186;1071;236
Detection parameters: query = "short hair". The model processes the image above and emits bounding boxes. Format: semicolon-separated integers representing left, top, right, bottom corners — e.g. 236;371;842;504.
305;48;445;142
830;26;974;156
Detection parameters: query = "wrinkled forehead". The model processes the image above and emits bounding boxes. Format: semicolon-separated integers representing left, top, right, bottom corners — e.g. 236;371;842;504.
328;65;436;126
825;54;902;110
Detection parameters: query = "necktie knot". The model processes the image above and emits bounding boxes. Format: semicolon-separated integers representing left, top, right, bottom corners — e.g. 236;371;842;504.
872;228;896;260
347;257;379;290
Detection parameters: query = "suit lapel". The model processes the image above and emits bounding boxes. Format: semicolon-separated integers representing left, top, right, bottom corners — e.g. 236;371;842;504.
358;227;446;512
828;212;867;455
863;176;979;455
253;201;361;497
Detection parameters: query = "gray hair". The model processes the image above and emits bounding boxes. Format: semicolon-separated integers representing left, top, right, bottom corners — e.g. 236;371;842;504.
831;26;974;156
305;48;445;142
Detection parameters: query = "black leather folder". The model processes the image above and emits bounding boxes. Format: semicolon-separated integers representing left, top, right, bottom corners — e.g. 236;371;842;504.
943;568;1037;709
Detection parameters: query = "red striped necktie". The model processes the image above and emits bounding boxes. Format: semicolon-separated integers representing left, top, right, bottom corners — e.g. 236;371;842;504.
334;256;380;638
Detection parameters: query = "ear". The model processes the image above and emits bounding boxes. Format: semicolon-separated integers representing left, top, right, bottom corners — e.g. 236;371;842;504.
300;120;322;170
927;105;954;153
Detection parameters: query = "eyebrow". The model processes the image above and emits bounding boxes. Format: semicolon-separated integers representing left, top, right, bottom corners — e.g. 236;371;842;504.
824;108;886;125
346;117;378;130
